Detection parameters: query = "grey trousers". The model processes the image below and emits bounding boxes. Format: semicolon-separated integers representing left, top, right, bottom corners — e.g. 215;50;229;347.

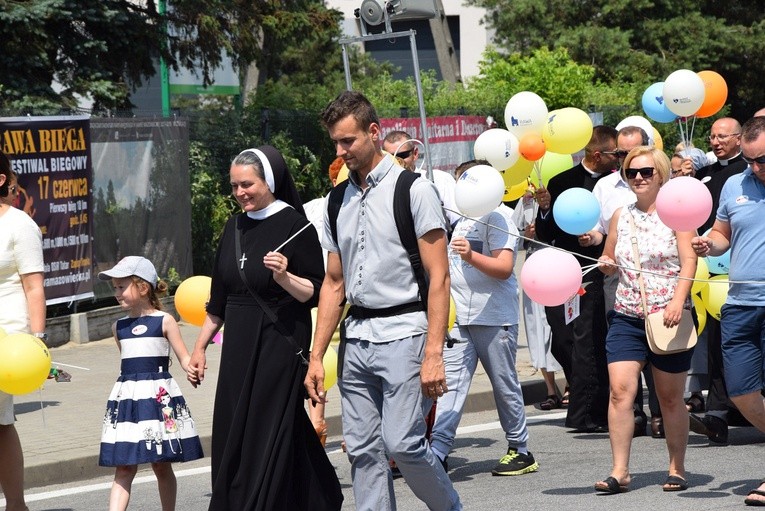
431;324;529;460
339;334;462;511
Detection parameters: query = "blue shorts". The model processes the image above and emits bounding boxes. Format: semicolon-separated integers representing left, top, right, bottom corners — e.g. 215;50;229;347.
605;311;694;374
720;304;765;398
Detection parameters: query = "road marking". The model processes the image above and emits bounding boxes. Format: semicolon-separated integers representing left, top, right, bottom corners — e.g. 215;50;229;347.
3;466;211;505
8;412;568;505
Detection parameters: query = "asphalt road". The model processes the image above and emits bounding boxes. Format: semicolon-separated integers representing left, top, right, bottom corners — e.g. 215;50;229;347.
9;405;765;510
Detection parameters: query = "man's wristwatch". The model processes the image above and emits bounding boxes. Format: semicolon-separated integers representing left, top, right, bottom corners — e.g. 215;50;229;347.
33;332;48;342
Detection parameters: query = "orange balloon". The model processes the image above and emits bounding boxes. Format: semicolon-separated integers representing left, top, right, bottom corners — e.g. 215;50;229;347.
695;70;728;118
519;132;546;161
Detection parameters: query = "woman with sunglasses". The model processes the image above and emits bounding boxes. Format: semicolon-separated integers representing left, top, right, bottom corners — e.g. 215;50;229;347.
594;146;697;494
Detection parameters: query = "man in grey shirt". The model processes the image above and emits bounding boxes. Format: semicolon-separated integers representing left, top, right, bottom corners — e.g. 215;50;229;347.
305;90;461;511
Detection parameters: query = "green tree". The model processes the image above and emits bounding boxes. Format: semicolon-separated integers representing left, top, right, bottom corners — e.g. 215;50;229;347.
466;0;765;119
0;0;343;111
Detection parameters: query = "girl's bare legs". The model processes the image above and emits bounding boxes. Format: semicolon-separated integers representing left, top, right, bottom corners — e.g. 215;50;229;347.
152;462;177;511
0;424;29;511
109;464;138;511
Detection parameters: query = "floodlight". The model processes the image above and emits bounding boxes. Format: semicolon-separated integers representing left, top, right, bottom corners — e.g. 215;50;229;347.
356;0;437;27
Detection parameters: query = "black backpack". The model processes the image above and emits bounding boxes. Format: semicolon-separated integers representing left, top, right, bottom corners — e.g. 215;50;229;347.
327;171;429;309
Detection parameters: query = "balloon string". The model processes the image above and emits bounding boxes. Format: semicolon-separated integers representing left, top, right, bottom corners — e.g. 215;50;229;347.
442;206;765;286
689;115;697;146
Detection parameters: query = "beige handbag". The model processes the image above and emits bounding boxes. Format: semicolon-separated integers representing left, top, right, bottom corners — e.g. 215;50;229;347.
626;211;697;355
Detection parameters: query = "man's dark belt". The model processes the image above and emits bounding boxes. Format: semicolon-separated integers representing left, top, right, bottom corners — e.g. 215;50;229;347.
347;301;425;319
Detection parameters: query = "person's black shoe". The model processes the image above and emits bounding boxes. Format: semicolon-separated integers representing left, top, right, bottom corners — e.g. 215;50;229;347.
634;413;648;438
689;413;728;444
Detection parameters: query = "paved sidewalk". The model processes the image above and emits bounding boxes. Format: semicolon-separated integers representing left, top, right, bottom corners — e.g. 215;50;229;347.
9;322;553;490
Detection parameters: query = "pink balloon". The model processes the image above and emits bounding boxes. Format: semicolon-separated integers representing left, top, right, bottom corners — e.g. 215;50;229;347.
520;248;583;306
656;176;713;232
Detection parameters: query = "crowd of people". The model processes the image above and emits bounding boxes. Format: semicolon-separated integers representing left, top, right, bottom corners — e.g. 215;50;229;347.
3;94;765;510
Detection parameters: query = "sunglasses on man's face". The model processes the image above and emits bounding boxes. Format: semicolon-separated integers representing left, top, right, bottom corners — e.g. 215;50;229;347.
395;149;414;159
625;167;655;179
742;154;765;165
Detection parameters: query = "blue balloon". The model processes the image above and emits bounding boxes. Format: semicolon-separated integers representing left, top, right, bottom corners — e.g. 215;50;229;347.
642;82;678;123
705;252;730;274
553;187;601;235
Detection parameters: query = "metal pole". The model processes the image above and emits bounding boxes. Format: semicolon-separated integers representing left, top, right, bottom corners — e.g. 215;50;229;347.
158;0;170;117
409;31;433;182
342;43;353;90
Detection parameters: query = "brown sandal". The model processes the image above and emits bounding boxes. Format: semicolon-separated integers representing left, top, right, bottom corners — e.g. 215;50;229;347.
561;387;570;407
685;393;705;413
540;394;562;410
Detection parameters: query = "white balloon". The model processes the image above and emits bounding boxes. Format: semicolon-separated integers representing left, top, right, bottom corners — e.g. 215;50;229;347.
455;164;505;218
663;69;706;117
473;128;520;170
615;115;656;146
504;91;549;138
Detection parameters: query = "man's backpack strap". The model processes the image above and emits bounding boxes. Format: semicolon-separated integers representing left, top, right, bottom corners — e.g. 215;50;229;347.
393;171;429;310
327;179;351;247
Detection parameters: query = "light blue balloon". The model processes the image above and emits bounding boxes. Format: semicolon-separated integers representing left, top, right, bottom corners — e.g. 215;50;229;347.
642;82;678;123
705;252;730;274
553;187;601;235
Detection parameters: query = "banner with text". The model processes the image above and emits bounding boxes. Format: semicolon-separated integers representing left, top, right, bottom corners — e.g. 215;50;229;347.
0;116;94;305
380;116;486;176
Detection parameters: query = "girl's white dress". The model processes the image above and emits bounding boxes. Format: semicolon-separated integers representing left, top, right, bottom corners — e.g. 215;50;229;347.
99;311;203;466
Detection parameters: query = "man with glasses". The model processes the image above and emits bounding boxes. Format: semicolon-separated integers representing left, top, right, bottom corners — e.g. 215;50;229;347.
382;130;459;228
691;116;765;505
534;126;617;432
688;117;749;446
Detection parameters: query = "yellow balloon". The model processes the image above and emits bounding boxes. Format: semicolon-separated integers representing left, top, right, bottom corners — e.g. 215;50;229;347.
323;346;338;390
0;333;52;395
448;296;457;331
174;276;212;326
701;274;729;321
542;108;593;154
502;157;534;186
0;326;6;339
692;294;707;335
652;128;664;151
503;179;528;202
692;257;710;296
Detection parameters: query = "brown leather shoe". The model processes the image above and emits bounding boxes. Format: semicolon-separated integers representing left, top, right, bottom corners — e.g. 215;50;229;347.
314;422;328;447
651;415;665;438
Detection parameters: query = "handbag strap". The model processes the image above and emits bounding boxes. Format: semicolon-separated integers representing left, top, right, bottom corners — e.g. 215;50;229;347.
234;215;308;366
625;209;650;319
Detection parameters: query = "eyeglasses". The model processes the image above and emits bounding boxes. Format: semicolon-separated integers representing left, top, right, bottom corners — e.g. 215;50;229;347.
625;167;655;179
395;149;414;159
708;133;740;142
742;154;765;165
602;150;629;158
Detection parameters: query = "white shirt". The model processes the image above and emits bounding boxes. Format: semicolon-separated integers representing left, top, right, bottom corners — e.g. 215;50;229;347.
416;167;459;226
592;171;635;234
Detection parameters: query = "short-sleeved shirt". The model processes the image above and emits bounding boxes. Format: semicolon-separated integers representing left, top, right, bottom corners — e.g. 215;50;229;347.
592;171;635;234
612;204;688;318
716;168;765;305
0;206;44;335
449;205;519;326
322;157;446;342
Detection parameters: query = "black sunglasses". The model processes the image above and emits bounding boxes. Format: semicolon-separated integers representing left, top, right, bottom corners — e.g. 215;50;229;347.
625;167;655;179
742;154;765;165
395;149;414;159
